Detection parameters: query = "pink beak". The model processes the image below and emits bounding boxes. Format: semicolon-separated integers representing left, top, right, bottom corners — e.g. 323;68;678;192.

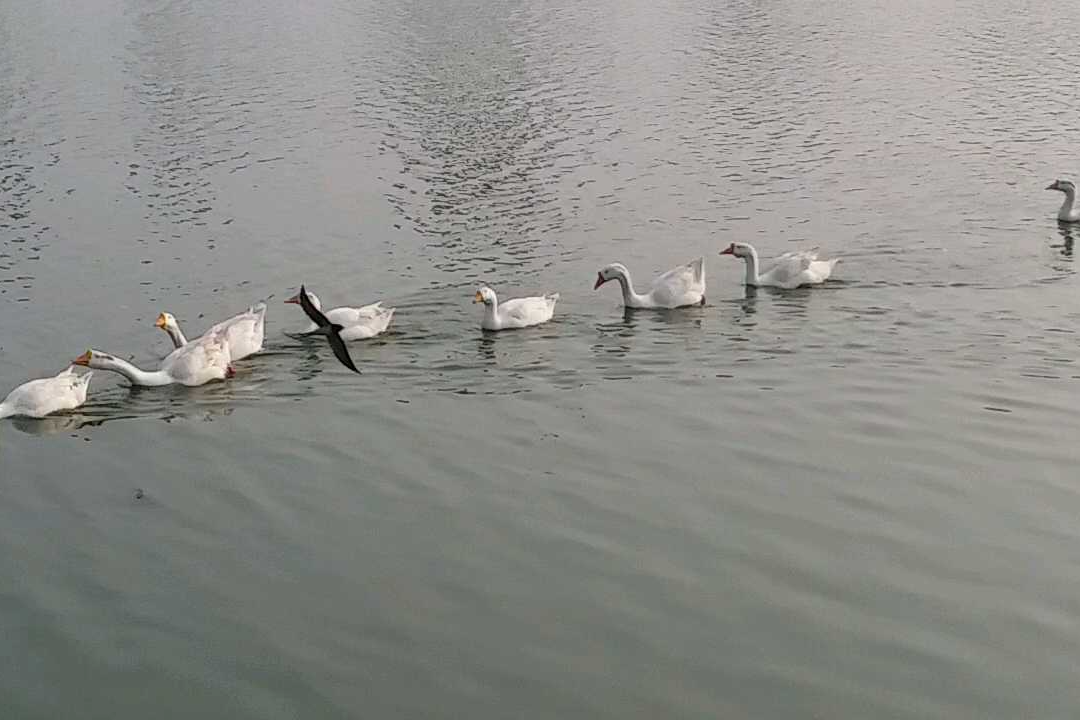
593;272;606;290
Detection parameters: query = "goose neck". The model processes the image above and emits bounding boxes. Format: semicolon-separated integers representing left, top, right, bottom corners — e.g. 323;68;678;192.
168;325;188;347
1059;186;1078;221
96;355;172;386
742;246;761;285
483;296;500;326
614;270;646;306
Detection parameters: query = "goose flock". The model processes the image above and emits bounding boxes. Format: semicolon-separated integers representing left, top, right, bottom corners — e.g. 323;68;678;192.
1;183;1077;421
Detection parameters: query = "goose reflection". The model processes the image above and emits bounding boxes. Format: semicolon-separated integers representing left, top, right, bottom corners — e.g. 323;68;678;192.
477;335;497;362
1054;222;1075;258
739;285;760;315
7;413;99;436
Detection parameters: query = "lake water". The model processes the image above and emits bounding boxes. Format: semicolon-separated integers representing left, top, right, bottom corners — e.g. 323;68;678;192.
3;0;1080;717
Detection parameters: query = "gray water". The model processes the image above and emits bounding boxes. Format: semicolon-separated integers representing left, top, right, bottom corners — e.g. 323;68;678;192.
3;0;1080;717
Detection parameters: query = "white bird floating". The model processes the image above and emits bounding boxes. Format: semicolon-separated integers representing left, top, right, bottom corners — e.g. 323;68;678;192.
285;290;394;341
719;242;837;289
473;286;559;330
1046;179;1080;222
73;330;233;387
0;366;93;419
156;303;266;361
593;258;706;309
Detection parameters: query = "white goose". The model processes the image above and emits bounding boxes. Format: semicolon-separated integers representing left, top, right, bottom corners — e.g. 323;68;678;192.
593;258;705;309
0;366;93;419
720;242;837;289
473;286;558;330
1046;179;1080;222
155;303;266;361
284;291;394;340
73;330;233;387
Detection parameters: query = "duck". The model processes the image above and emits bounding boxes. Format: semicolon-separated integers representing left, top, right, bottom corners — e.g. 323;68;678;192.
287;285;360;373
593;258;705;308
155;303;266;361
473;286;559;330
284;290;393;340
719;242;837;289
73;330;234;387
0;366;93;419
1046;179;1080;222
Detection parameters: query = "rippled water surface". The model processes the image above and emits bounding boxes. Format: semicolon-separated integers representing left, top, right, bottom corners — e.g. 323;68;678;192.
3;0;1080;717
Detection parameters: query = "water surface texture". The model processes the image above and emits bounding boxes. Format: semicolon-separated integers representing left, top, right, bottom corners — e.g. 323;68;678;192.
3;0;1080;717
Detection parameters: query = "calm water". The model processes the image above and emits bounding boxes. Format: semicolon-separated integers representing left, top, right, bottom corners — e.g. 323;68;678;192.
3;0;1080;716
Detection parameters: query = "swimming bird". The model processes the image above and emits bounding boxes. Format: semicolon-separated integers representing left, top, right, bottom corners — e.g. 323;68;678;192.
156;303;266;360
1046;179;1080;222
0;366;93;419
291;285;360;373
473;286;559;330
593;258;705;308
719;242;837;289
284;290;394;340
73;330;234;387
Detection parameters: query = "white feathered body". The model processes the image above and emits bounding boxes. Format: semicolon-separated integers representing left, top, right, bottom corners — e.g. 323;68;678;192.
756;249;837;289
638;258;706;308
482;293;559;330
209;303;265;360
0;367;92;419
297;296;395;341
162;332;233;386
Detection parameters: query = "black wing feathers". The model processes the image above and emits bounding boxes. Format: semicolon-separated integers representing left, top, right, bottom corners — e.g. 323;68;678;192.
298;285;360;374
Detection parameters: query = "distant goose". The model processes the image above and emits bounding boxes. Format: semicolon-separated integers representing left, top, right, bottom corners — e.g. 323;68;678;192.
74;331;234;387
593;258;706;308
473;286;559;330
719;242;837;289
284;290;394;340
0;366;93;419
1046;179;1080;222
156;303;266;361
290;285;360;373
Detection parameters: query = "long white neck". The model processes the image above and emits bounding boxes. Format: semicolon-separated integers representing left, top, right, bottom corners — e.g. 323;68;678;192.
614;271;647;306
483;297;500;326
166;324;188;347
741;246;761;286
1059;187;1078;221
95;356;173;386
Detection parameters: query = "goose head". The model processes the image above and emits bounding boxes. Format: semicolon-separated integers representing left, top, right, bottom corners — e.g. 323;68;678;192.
719;242;754;259
155;312;179;334
285;290;322;310
594;263;629;289
473;286;497;305
1047;179;1075;193
72;349;117;370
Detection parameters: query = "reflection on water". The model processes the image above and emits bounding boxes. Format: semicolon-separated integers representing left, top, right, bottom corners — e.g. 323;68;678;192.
6;413;99;436
1054;222;1075;258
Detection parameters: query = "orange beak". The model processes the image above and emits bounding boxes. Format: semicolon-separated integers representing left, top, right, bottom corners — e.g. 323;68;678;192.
154;313;168;329
73;350;92;367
